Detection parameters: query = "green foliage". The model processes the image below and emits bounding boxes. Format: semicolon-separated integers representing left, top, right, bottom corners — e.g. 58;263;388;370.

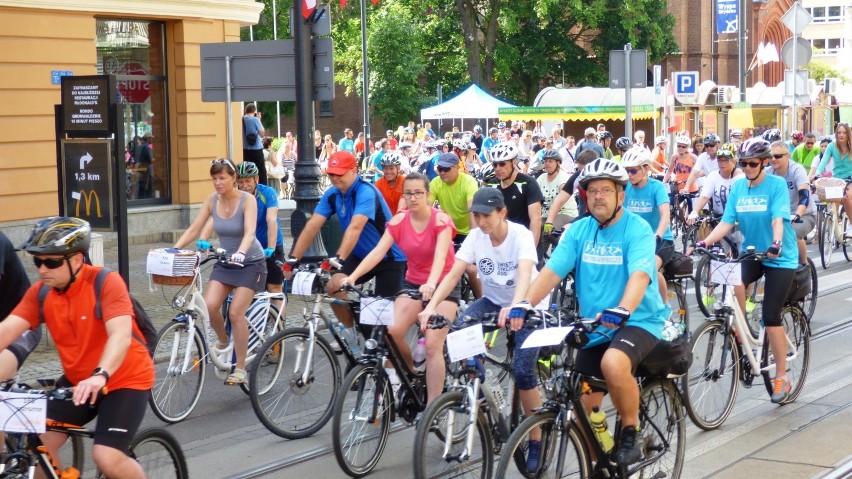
807;60;850;84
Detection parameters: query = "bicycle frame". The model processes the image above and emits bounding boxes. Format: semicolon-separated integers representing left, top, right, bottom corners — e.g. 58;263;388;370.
292;290;359;386
1;423;89;479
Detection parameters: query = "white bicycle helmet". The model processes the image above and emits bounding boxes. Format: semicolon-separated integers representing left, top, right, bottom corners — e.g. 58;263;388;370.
578;159;629;189
453;139;469;151
620;148;652;168
675;135;691;146
655;135;668;145
380;151;403;167
489;142;519;162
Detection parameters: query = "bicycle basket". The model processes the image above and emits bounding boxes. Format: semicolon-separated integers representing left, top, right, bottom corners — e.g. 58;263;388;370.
147;249;197;286
788;263;812;302
663;252;693;280
814;177;846;203
635;330;692;379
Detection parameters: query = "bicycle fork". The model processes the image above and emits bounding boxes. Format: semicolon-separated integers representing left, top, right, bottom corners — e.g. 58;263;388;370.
293;317;321;386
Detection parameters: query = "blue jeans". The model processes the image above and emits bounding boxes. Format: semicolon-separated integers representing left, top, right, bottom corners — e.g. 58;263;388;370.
463;297;540;391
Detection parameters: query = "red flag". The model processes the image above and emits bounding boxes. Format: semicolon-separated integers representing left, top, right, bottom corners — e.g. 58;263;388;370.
372;0;379;5
340;0;348;7
302;0;316;19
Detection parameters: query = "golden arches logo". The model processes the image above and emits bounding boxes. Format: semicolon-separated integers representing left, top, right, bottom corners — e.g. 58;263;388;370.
75;190;102;218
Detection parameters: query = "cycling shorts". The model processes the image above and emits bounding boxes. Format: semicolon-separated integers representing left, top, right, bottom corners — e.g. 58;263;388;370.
574;326;658;391
741;259;795;327
265;246;286;285
655;238;675;265
340;256;405;298
401;279;460;304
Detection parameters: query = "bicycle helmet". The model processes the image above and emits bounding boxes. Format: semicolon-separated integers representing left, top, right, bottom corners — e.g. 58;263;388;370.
737;138;772;159
791;130;804;142
820;136;833;145
675;135;691;146
236;161;259;178
539;149;562;162
717;143;736;159
497;121;506;129
424;141;436;150
489;142;519;162
473;125;483;134
703;133;721;146
380;151;402;167
596;131;613;141
578;159;629;189
620;148;652;168
452;139;469;151
761;128;782;142
729;128;743;138
615;136;632;151
532;132;546;141
488;127;499;135
399;141;412;150
655;135;668;145
476;161;496;184
22;216;91;256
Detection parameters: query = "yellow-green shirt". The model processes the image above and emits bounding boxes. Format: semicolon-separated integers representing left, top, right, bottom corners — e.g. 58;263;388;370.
430;173;478;235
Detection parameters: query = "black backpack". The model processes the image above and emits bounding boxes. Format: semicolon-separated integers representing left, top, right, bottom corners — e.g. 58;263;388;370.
38;267;157;356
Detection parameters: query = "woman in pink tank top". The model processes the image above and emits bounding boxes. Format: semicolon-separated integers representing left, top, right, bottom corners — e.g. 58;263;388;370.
341;173;457;404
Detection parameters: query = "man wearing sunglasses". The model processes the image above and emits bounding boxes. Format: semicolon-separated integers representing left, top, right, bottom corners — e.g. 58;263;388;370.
767;141;817;265
791;132;819;171
489;142;545;247
0;217;154;478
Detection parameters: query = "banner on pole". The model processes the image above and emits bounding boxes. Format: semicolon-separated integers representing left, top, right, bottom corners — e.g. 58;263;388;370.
716;0;738;34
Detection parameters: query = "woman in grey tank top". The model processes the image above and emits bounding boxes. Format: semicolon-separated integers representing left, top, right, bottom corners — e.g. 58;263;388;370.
173;159;267;385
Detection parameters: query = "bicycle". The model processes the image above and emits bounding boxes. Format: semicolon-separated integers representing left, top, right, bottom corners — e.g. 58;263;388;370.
494;313;686;478
814;177;851;269
247;259;362;439
682;247;811;430
538;228;580;315
148;249;286;423
0;382;188;478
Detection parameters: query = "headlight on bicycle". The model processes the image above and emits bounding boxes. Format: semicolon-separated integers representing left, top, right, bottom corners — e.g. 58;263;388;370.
364;338;379;351
173;295;186;309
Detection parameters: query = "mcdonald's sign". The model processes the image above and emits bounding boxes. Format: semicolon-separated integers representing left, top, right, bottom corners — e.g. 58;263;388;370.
74;190;102;218
61;139;113;231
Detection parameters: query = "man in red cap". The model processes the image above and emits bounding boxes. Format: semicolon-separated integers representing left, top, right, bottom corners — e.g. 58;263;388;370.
286;151;406;333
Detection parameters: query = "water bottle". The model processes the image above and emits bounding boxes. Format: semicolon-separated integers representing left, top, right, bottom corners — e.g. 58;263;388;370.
661;319;679;341
338;324;361;356
413;336;427;372
589;406;614;452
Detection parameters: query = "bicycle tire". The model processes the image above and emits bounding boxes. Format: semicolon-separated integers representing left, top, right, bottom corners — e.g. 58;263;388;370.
127;427;189;479
332;363;392;478
548;273;578;315
761;304;810;405
638;379;685;478
694;255;726;318
494;410;589;478
801;257;818;321
412;390;493;479
149;320;206;423
666;281;689;332
4;434;86;476
249;328;341;439
842;207;850;262
681;320;740;430
820;209;836;269
745;275;766;339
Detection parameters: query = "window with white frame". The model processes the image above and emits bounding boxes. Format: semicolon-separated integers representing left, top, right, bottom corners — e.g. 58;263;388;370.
810;37;845;55
808;5;845;23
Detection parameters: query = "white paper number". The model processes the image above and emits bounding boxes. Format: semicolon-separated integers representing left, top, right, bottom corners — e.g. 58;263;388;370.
825;186;844;200
359;297;395;325
291;272;317;296
521;327;574;349
446;323;486;362
710;260;742;286
0;392;47;433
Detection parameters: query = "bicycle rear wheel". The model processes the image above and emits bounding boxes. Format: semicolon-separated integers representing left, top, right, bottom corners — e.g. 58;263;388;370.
801;257;818;321
127;427;189;479
332;363;392;478
637;380;685;478
681;320;740;430
820;209;836;269
249;328;341;439
761;305;810;405
412;390;493;479
149;320;206;423
494;410;589;478
841;207;850;261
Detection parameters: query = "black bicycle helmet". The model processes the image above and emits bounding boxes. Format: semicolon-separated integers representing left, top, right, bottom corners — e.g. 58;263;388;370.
761;128;782;142
596;131;613;141
539;149;562;162
737;138;772;160
236;161;259;178
22;216;91;256
615;136;632;151
703;133;721;146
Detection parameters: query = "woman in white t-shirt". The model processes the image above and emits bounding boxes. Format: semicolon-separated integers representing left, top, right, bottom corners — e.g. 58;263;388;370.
420;187;547;448
688;143;744;252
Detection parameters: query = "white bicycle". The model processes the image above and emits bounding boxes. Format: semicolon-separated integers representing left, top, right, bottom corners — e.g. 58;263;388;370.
149;249;286;423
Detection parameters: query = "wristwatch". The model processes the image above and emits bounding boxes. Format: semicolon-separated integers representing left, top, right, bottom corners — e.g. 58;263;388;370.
91;368;110;383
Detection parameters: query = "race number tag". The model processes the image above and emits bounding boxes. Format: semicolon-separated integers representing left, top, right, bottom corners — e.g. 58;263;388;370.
521;327;574;349
0;392;47;433
710;260;742;286
291;272;316;296
825;186;844;200
446;323;486;362
359;297;395;326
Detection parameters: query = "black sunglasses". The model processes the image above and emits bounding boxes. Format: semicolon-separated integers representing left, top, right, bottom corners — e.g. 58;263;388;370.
739;160;762;168
493;161;509;168
33;256;69;269
772;154;786;159
437;166;452;173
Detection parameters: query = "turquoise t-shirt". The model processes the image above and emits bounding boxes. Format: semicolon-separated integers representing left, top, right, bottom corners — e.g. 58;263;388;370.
545;210;669;339
624;178;673;241
721;174;797;269
816;141;852;180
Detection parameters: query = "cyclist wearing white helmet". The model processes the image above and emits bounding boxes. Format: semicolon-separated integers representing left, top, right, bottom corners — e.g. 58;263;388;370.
683;133;721;192
375;152;406;214
612;136;633;163
622;148;675;304
511;158;669;468
663;135;700;196
490;142;545;246
537;148;578;233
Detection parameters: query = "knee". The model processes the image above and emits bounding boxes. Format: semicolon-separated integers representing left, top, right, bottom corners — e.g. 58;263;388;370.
601;350;632;381
424;333;445;358
92;445;128;476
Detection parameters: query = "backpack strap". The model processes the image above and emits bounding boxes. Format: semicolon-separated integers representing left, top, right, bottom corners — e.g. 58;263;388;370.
93;267;111;321
37;284;50;324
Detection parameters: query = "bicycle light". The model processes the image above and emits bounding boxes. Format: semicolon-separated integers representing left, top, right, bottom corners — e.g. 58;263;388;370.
320;260;331;271
364;338;378;351
173;295;186;309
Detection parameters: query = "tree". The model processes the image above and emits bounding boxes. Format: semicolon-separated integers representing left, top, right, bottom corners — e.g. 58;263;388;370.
807;60;850;84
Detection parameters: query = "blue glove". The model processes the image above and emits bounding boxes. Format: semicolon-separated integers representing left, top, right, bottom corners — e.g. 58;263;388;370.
263;248;275;258
600;306;630;328
196;239;211;252
508;301;533;321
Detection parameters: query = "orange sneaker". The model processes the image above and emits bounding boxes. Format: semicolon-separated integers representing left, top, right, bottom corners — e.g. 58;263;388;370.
770;377;790;404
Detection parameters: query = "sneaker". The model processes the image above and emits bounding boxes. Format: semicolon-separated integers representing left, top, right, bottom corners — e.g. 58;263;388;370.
745;298;756;314
770;377;791;403
525;440;541;473
613;426;642;466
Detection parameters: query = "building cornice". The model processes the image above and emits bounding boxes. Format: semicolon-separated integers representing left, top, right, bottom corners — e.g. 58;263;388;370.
0;0;263;26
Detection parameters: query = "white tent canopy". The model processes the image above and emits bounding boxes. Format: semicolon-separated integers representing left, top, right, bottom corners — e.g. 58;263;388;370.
420;84;516;120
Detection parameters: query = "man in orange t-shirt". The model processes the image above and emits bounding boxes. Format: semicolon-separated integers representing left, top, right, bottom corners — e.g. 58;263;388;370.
375;151;406;213
0;217;153;479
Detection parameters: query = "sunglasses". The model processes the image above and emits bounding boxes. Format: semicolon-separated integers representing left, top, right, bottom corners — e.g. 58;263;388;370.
437;166;452;173
492;161;510;168
211;158;236;171
739;160;762;168
625;167;642;175
771;154;787;159
33;256;69;269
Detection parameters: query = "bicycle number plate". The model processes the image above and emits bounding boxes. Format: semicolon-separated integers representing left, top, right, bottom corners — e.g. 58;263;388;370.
0;392;47;433
446;323;486;362
359;297;395;325
291;272;317;296
710;260;742;286
521;327;574;349
825;186;844;200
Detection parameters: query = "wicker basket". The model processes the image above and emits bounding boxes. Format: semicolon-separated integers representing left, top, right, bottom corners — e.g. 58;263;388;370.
151;274;194;286
814;177;847;203
147;249;197;286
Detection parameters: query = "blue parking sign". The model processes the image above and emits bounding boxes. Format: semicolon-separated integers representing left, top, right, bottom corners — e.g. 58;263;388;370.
675;72;697;94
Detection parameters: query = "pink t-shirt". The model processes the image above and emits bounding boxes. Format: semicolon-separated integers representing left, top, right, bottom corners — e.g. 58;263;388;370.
387;208;456;285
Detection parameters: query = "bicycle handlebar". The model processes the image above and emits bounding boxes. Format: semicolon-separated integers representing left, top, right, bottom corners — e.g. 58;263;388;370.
694;246;766;262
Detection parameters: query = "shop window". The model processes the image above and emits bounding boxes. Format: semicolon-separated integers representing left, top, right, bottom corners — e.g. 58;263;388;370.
96;20;170;203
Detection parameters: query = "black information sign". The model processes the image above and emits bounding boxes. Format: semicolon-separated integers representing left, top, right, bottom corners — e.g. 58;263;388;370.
61;140;113;231
61;75;114;137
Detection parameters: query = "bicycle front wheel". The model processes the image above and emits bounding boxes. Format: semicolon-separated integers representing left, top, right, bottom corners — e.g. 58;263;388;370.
412;390;493;479
332;363;392;478
762;305;810;405
820;209;836;269
801;257;818;320
694;255;725;318
127;427;189;479
681;320;740;430
841;207;851;261
494;410;589;478
638;380;685;479
149;320;206;423
249;328;341;439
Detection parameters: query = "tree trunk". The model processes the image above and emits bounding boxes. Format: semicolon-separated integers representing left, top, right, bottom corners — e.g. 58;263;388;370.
482;0;500;89
456;0;482;86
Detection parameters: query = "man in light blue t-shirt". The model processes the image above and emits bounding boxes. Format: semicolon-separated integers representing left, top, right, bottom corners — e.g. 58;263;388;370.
511;159;668;469
338;128;356;154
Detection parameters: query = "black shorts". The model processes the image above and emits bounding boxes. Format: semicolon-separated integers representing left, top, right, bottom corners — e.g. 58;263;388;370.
656;238;675;265
50;376;148;452
265;246;285;285
741;259;795;327
401;279;460;304
574;326;658;388
341;256;406;297
453;233;467;251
